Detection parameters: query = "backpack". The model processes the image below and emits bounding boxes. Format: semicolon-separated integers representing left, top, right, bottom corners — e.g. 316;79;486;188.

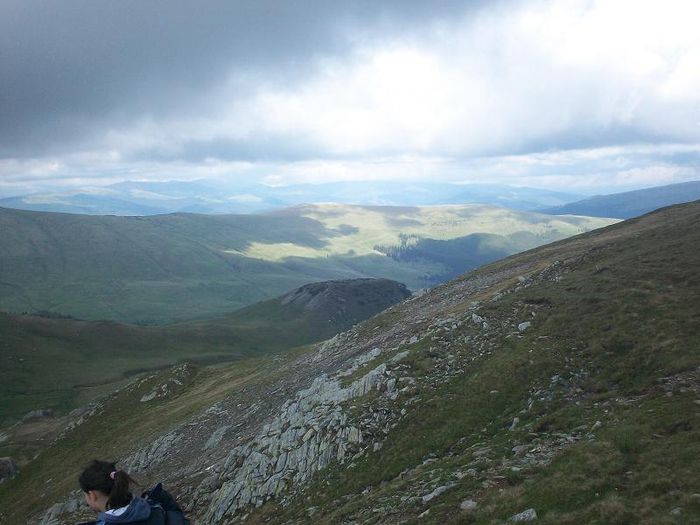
142;483;190;525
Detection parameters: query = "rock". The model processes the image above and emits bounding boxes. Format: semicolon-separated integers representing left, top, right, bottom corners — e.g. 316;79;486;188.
389;351;410;364
670;507;682;516
509;417;520;431
205;426;231;449
409;336;419;344
203;357;396;522
126;432;181;472
63;499;79;513
518;322;532;332
591;420;602;431
140;391;158;402
37;498;82;525
460;499;478;511
0;457;18;482
512;445;529;457
421;484;453;504
472;313;485;325
22;409;54;422
510;508;537;521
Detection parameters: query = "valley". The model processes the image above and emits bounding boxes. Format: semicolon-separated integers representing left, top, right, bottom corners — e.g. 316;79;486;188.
0;279;409;424
4;3;699;523
1;201;697;524
0;204;614;323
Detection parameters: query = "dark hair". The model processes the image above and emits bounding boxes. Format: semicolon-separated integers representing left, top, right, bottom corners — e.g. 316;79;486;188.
78;460;137;510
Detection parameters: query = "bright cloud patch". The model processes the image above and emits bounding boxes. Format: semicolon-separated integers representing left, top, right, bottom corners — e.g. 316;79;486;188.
0;0;699;194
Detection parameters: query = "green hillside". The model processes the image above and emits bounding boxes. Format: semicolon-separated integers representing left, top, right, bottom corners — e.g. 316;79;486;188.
1;202;697;525
0;204;615;323
264;202;700;524
0;278;409;424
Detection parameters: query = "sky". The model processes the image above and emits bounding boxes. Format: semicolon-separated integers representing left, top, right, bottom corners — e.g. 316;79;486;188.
1;0;699;198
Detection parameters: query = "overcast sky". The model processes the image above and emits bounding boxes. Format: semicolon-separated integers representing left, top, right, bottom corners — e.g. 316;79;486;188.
1;0;699;197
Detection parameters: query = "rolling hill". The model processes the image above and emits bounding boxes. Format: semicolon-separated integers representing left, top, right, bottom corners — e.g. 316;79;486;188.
2;201;698;524
0;204;614;323
540;180;700;218
0;278;410;424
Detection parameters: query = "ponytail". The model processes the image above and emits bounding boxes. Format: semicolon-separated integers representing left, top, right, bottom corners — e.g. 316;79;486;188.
79;460;138;510
109;469;133;509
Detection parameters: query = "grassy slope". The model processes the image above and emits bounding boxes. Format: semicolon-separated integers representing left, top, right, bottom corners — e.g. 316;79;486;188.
0;348;316;524
0;204;614;323
0;279;406;424
249;202;700;524
0;203;695;525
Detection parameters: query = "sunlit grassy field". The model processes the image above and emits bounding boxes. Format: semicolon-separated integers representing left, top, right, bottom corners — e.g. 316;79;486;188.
0;204;614;323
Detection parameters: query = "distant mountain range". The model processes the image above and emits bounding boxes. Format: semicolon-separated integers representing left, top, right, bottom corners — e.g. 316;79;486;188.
540;180;700;218
0;180;581;215
0;204;614;323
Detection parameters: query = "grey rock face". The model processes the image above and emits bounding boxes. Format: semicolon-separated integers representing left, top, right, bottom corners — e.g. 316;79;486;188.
0;457;17;482
125;431;181;472
205;425;231;449
421;484;454;504
22;409;55;422
37;498;81;525
202;352;397;522
459;499;478;511
518;321;532;332
510;508;538;521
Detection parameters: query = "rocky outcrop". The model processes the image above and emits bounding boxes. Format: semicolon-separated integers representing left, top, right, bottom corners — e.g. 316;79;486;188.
125;431;182;472
139;363;196;403
201;346;404;522
510;508;538;521
21;409;55;422
278;278;411;325
37;498;80;525
0;457;17;482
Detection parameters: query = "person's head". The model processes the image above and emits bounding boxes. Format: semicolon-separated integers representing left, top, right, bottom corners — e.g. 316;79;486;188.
78;460;135;512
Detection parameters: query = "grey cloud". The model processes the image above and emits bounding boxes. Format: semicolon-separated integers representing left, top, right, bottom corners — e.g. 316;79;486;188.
0;0;483;157
129;135;323;164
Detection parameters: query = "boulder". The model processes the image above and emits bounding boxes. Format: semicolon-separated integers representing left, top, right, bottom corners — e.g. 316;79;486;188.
421;484;453;504
460;499;478;511
510;508;537;521
518;322;532;332
0;457;18;482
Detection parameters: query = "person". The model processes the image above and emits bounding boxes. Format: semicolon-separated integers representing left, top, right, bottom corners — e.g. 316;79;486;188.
78;460;165;525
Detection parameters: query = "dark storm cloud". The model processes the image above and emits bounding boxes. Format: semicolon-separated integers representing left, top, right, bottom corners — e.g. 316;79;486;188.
1;0;698;195
0;0;481;157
